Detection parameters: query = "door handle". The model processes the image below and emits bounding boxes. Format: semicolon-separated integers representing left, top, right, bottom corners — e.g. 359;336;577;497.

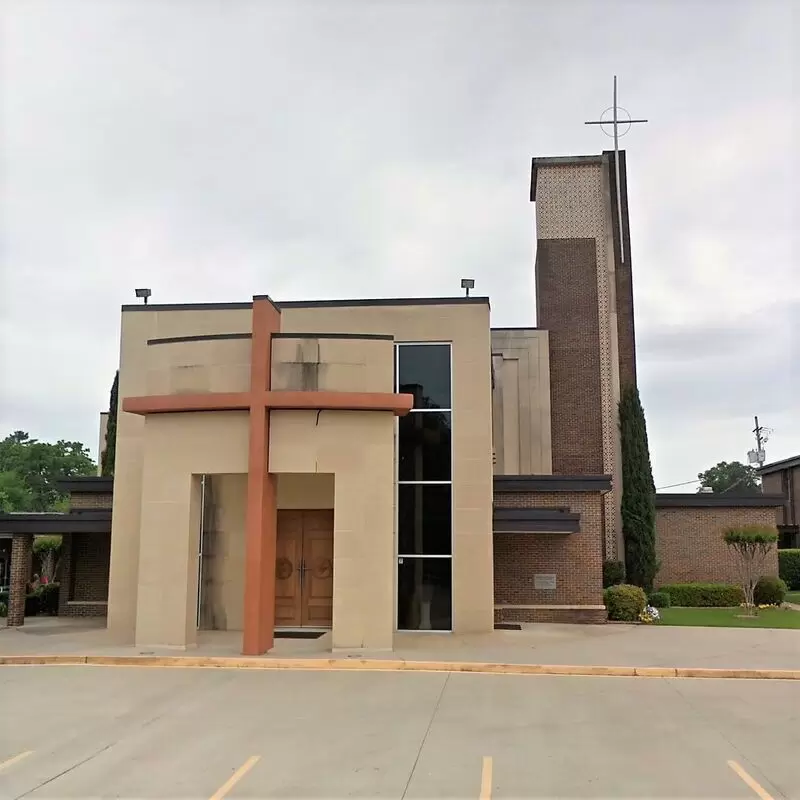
297;560;307;585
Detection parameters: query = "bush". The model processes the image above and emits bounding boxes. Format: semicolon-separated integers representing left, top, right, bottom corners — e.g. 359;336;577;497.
603;560;626;588
0;601;7;617
658;583;744;607
39;583;60;615
778;550;800;590
754;576;787;606
604;584;647;621
0;590;8;608
648;591;671;608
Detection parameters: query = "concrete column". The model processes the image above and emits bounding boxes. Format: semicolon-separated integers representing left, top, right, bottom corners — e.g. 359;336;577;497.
7;533;33;627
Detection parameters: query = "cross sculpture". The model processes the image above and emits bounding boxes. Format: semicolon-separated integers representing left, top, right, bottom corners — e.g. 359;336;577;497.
584;75;648;264
122;295;413;654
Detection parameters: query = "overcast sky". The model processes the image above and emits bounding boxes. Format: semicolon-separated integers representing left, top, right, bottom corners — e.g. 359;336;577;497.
1;0;797;489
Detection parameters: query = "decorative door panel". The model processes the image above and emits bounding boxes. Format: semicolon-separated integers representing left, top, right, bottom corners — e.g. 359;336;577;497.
275;511;302;627
301;510;334;628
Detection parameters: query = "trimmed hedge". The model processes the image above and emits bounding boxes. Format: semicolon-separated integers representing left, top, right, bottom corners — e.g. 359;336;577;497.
778;550;800;590
658;583;744;607
603;560;626;588
754;576;787;606
604;583;647;621
648;591;671;609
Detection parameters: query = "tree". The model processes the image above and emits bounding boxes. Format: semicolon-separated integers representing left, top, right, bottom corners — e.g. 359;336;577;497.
33;535;62;583
0;431;96;512
619;386;658;593
698;461;760;494
101;371;119;477
723;526;778;614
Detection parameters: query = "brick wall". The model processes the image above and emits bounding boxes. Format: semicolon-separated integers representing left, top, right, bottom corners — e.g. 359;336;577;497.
69;492;113;510
494;491;605;623
656;506;780;586
58;532;110;616
535;238;604;474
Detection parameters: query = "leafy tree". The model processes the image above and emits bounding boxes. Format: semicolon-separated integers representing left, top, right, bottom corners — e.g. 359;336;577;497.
698;461;760;494
0;431;96;512
101;371;119;477
0;470;33;512
723;526;778;614
33;535;62;583
619;386;658;593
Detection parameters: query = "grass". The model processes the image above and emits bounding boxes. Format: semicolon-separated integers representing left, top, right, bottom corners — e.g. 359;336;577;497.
785;591;800;605
657;606;800;629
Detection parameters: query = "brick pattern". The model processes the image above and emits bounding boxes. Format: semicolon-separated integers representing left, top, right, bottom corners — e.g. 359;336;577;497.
7;533;33;626
656;507;780;586
493;491;604;611
68;532;111;602
58;533;73;612
69;492;113;510
535;239;604;475
495;607;606;624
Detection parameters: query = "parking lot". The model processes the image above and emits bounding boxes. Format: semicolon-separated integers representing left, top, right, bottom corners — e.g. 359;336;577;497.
1;666;798;798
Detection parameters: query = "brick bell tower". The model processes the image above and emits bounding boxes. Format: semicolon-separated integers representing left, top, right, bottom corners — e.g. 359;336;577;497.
531;150;638;560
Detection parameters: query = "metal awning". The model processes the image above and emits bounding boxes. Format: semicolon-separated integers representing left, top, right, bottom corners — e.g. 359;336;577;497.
493;507;580;534
0;510;111;534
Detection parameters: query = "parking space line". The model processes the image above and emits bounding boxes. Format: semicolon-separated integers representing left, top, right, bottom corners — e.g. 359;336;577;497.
209;755;260;800
728;760;774;800
480;756;492;800
0;750;33;773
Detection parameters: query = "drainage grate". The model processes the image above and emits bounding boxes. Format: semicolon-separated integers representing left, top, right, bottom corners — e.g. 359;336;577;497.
494;623;522;631
274;630;326;640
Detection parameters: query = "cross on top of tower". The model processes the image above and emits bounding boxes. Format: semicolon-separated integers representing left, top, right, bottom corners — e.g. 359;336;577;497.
584;76;648;264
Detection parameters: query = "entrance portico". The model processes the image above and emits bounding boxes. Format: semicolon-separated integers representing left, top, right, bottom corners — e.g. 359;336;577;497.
118;296;412;655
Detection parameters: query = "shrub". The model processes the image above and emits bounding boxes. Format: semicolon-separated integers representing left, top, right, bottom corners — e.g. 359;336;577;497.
39;583;60;615
723;525;779;610
0;601;7;617
603;560;626;588
0;590;8;607
659;583;745;607
648;590;671;608
604;584;647;621
778;550;800;590
753;576;787;606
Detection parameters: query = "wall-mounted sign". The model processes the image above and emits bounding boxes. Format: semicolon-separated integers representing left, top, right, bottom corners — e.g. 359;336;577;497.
534;573;557;591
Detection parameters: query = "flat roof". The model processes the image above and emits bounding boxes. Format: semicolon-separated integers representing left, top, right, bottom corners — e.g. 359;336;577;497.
655;493;785;508
758;454;800;475
122;296;491;313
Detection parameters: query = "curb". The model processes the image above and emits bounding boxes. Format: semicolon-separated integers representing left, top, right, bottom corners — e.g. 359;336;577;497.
0;655;798;680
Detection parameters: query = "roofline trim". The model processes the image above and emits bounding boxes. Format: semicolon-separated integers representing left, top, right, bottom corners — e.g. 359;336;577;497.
758;455;800;475
271;332;394;341
655;493;786;508
147;333;252;346
494;475;612;493
58;477;114;493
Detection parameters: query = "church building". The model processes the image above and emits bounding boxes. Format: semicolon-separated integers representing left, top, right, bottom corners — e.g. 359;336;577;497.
3;151;781;652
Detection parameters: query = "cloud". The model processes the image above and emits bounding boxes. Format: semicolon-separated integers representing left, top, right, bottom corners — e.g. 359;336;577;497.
0;0;796;487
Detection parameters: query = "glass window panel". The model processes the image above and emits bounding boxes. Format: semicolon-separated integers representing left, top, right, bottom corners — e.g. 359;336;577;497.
398;484;451;555
397;344;451;409
397;557;452;631
398;411;451;482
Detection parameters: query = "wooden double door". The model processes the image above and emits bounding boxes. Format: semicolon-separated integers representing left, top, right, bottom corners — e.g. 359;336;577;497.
275;510;334;628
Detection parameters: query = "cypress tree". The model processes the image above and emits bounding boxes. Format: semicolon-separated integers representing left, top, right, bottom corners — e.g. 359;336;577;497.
618;385;658;592
101;371;119;477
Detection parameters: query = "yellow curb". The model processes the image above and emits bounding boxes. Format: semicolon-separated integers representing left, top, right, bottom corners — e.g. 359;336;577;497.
1;654;799;679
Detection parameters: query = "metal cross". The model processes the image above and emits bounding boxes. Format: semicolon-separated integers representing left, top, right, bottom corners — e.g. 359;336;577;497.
584;75;648;264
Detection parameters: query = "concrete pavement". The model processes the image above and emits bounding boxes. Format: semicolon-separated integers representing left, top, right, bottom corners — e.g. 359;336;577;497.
2;617;800;672
1;666;798;798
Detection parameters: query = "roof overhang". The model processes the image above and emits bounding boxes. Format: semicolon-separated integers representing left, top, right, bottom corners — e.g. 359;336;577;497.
757;455;800;475
493;507;580;534
494;475;612;493
57;477;113;494
0;511;112;534
655;493;786;508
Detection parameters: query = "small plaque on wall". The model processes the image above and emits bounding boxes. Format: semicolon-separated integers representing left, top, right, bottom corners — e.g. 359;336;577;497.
534;573;557;591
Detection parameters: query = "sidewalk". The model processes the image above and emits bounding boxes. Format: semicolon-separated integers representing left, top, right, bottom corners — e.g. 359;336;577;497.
2;617;798;675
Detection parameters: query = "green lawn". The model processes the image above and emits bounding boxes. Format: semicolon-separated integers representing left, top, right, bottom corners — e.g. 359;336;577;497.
786;591;800;605
657;607;800;629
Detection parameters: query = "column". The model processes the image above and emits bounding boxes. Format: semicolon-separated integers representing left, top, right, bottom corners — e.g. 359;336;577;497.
7;533;33;627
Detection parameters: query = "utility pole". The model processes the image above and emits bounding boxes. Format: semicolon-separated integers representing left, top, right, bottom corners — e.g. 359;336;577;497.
748;416;771;468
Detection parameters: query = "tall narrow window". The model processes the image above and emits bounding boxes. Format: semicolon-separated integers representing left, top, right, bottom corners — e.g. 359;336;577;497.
396;343;452;631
